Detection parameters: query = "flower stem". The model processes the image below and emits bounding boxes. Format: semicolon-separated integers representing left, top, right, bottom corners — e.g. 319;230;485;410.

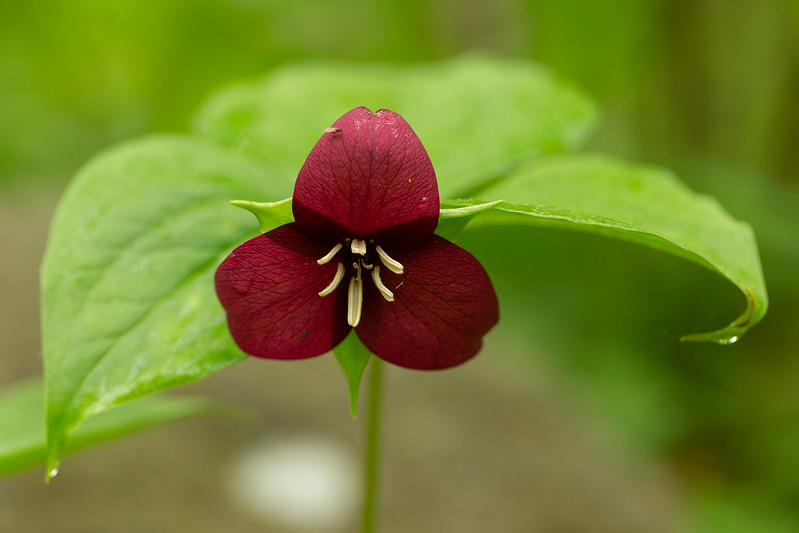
362;357;383;533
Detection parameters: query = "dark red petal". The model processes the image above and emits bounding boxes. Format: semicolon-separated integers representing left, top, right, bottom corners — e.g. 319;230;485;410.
293;107;439;249
215;223;350;359
356;235;499;370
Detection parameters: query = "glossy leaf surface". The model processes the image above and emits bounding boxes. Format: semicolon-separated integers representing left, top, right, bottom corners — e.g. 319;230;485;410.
41;136;289;475
470;154;768;342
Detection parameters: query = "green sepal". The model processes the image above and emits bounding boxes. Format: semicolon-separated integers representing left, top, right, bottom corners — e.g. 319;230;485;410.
231;197;294;233
332;331;372;418
436;199;504;242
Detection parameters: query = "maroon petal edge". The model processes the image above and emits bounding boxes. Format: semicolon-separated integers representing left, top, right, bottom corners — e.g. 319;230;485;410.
293;107;439;249
356;235;499;370
215;223;350;359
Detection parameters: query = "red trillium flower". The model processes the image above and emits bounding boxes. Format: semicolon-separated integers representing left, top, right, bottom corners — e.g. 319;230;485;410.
215;107;499;370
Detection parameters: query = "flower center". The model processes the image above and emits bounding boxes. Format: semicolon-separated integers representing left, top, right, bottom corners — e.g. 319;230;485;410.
316;238;404;327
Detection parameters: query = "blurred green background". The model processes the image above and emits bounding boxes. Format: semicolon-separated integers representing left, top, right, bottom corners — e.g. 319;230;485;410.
1;0;798;532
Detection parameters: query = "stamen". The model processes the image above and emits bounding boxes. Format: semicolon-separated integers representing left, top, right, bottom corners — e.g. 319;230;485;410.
371;266;394;302
317;243;343;265
318;263;345;297
347;275;363;327
375;245;404;274
351;238;367;256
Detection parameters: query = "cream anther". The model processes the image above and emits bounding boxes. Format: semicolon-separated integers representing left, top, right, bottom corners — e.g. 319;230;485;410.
318;263;345;297
371;266;394;302
347;275;363;327
317;243;343;265
375;245;404;274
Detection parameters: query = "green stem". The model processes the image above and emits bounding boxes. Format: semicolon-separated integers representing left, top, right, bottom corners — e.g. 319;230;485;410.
362;357;383;533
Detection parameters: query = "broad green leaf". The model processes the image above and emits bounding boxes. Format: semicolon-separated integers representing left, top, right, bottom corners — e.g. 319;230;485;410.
41;135;292;476
193;55;598;197
0;379;217;478
468;154;768;343
332;331;373;418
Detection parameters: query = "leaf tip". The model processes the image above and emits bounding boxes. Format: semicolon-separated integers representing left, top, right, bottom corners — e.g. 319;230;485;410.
44;421;66;483
44;455;60;483
679;286;764;345
679;331;740;344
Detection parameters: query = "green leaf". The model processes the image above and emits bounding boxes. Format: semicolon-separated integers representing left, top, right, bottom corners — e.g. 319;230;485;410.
0;378;217;478
468;154;768;343
41;135;292;476
231;197;293;233
193;55;598;197
332;331;373;418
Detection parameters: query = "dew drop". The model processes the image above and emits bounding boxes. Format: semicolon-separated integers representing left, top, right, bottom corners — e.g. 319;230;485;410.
719;336;739;345
47;466;59;480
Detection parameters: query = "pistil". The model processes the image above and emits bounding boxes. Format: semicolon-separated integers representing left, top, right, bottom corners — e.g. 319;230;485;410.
351;238;367;256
